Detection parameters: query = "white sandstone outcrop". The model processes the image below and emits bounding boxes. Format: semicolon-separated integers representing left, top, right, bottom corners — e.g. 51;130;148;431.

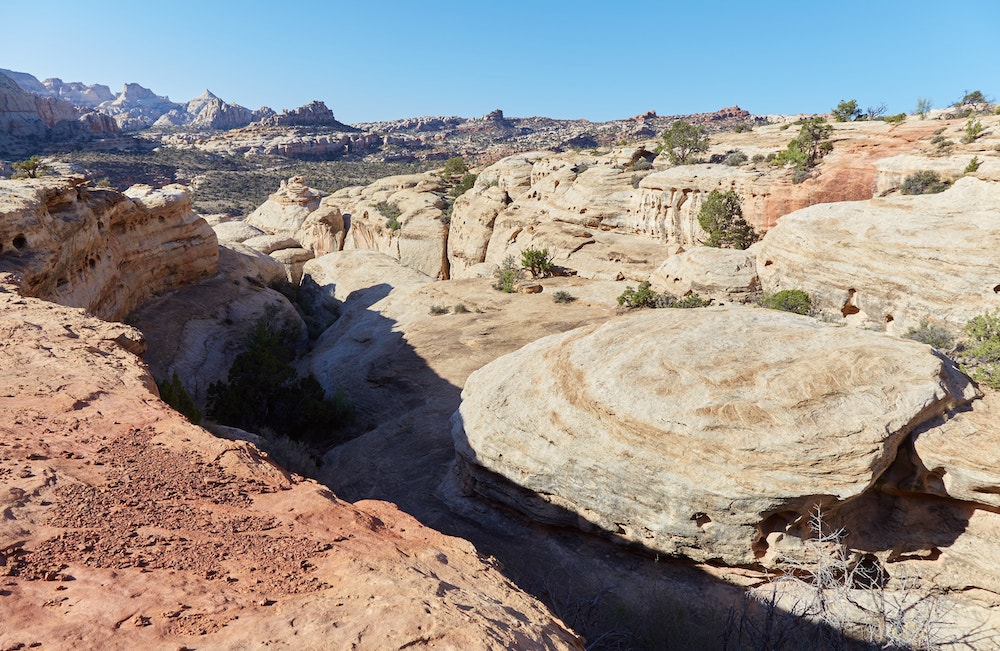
452;307;977;566
756;177;1000;334
0;176;217;321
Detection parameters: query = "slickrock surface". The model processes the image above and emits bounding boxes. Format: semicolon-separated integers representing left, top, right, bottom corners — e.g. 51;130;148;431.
302;251;624;512
756;177;1000;333
650;246;759;301
0;176;218;321
0;282;583;650
452;307;977;566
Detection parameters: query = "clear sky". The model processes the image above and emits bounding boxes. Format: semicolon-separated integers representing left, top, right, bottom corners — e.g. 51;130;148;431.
3;1;998;123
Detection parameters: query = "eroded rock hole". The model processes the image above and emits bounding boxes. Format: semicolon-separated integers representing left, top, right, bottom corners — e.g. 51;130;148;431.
12;235;27;250
764;260;773;267
851;553;888;589
841;288;860;317
994;284;1000;293
691;512;712;528
885;314;894;323
752;511;798;559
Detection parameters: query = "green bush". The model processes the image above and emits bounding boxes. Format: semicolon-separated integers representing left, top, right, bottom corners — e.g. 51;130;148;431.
617;281;660;308
905;321;955;350
552;290;576;304
771;118;832;172
660;120;710;165
376;200;401;219
671;293;711;309
965;156;981;174
493;255;521;293
429;305;449;315
962;118;984;144
521;247;554;278
440;156;468;179
961;310;1000;389
759;289;812;315
900;170;950;195
207;319;352;441
697;190;759;250
453;303;469;314
832;99;861;122
884;113;906;125
386;217;402;230
157;372;202;424
450;172;477;198
12;155;48;179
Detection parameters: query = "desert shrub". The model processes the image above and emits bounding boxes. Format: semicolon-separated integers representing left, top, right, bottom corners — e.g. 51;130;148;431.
157;372;202;424
965;156;981;174
759;289;812;315
900;170;950;195
257;428;320;477
905;320;954;350
751;153;766;163
672;293;711;309
440;155;468;179
631;158;653;171
914;97;933;119
521;247;554;278
450;172;477;198
725;508;987;650
961;310;1000;389
493;255;521;293
771;117;832;174
630;174;642;189
12;155;48;179
884;113;906;125
723;150;748;166
791;168;810;184
377;200;401;219
697;190;759;250
617;281;660;308
207;319;352;441
453;303;469;314
660;120;710;165
831;99;861;122
429;305;449;315
552;290;576;304
733;123;753;133
955;89;988;110
386;217;402;230
962;118;984;144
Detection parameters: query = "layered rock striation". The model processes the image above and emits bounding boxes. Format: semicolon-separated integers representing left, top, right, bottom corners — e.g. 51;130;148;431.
755;177;1000;333
0;175;218;321
452;307;977;566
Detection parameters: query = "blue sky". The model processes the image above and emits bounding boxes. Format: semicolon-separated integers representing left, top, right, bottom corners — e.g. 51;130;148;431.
3;1;998;123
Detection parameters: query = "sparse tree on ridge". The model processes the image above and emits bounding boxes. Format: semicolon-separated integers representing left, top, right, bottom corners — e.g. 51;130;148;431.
660;120;709;165
832;99;861;122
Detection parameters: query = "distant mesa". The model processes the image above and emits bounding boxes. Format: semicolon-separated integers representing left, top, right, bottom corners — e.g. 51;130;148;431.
252;100;357;130
709;105;750;120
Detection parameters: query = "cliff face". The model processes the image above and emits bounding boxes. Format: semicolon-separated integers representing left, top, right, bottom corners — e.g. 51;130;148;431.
0;176;218;321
